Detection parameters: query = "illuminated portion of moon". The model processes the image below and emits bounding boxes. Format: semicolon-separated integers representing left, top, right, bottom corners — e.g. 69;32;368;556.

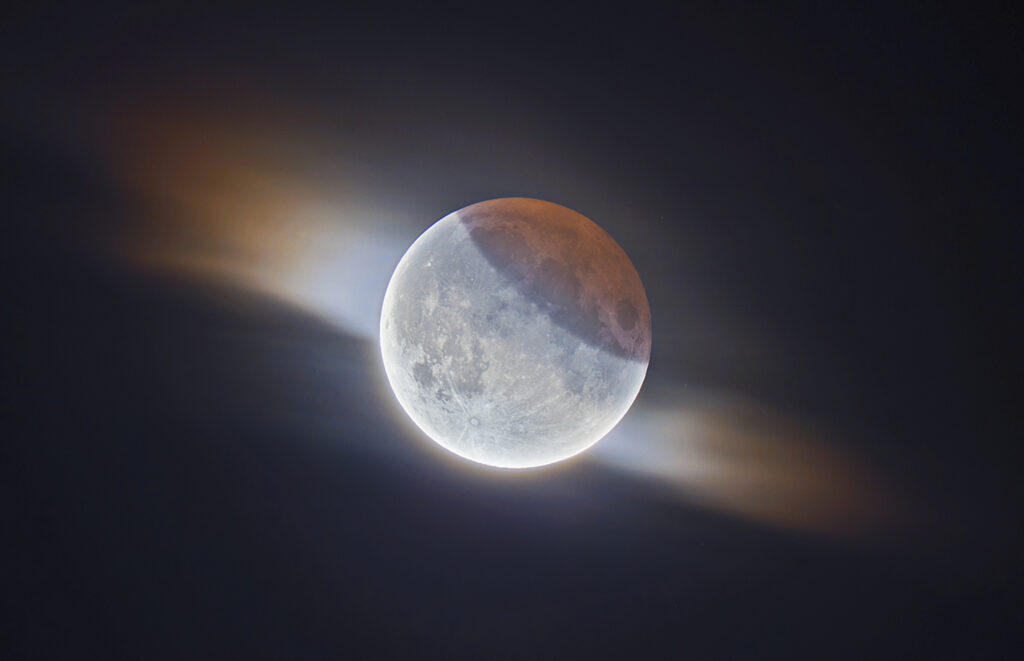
380;198;651;469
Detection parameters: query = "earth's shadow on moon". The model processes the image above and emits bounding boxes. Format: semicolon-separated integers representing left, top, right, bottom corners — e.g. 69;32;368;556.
459;198;651;363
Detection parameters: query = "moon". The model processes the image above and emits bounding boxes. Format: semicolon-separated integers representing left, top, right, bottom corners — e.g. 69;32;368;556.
380;198;651;469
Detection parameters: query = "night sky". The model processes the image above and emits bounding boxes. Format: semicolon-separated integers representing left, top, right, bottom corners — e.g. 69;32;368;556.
6;3;1019;658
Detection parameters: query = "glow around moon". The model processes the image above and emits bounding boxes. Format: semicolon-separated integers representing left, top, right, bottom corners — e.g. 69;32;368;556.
380;198;651;469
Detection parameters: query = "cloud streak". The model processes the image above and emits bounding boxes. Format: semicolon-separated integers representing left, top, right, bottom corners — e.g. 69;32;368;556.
595;386;903;537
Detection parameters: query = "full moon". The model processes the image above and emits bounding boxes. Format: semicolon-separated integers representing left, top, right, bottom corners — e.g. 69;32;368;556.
380;198;651;469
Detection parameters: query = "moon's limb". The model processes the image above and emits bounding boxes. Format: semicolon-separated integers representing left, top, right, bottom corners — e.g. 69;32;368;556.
380;198;650;469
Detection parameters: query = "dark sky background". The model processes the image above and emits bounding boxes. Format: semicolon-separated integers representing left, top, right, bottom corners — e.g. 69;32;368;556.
5;2;1020;658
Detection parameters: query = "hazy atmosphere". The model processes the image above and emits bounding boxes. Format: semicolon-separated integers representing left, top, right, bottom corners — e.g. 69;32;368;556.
6;3;1019;658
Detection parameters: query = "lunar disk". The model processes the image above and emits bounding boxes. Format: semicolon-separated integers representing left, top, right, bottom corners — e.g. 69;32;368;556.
380;198;651;469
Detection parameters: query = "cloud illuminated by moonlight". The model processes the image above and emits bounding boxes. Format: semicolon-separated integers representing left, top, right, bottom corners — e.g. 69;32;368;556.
108;98;412;339
593;387;902;537
105;98;903;539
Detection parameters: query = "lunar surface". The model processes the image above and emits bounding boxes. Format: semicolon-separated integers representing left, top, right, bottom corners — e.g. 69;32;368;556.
380;198;651;468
